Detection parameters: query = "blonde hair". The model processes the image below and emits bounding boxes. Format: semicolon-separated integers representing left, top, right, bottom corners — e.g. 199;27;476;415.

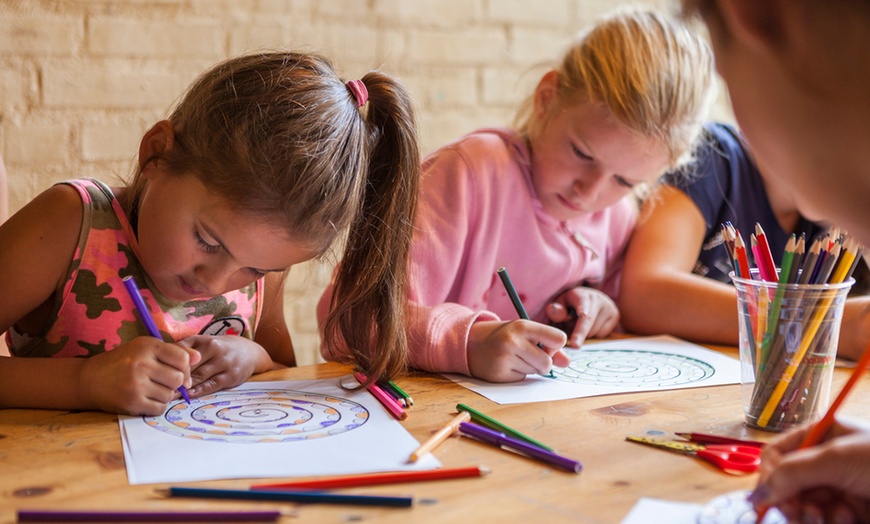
514;8;715;169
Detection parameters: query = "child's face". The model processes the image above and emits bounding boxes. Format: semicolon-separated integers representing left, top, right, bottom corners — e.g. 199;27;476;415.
135;170;313;302
529;96;670;222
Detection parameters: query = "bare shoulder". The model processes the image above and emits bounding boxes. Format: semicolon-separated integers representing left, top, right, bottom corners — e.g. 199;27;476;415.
0;184;84;329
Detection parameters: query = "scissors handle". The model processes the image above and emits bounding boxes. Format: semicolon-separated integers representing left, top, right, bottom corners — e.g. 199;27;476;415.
697;445;761;473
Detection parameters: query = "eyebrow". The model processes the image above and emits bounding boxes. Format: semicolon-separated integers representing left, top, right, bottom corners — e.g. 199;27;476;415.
202;224;286;274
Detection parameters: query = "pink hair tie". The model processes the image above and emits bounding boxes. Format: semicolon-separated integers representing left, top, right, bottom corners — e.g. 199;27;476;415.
346;79;368;107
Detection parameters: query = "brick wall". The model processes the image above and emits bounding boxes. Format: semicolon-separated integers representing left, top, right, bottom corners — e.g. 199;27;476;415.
0;0;731;365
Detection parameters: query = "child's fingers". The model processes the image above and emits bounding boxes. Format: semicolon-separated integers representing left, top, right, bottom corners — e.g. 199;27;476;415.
550;348;570;368
153;343;196;388
546;302;573;323
568;310;594;347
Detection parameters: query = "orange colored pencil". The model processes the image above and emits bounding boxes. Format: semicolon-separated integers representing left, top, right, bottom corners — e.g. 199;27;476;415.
409;411;471;463
250;465;490;490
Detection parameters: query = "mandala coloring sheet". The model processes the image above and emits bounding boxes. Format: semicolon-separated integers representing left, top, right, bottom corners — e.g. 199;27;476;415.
444;335;741;404
119;377;440;484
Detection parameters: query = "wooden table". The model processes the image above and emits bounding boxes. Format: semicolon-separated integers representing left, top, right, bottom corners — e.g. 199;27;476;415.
2;346;869;524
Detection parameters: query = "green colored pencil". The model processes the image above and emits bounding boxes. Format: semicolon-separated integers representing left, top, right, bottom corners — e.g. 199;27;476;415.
456;403;553;451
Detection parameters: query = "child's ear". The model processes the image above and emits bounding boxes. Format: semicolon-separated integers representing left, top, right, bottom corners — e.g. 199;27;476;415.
716;0;786;53
138;120;176;176
533;70;560;119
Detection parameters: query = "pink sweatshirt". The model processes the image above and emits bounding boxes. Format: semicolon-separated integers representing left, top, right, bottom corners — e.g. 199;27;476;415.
318;128;637;375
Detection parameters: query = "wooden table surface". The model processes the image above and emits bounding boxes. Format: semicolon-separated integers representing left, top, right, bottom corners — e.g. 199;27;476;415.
2;345;869;524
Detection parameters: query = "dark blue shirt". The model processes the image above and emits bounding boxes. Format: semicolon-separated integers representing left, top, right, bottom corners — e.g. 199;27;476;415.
663;123;822;284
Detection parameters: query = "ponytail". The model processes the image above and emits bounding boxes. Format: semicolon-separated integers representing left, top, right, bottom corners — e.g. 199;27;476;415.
322;72;420;384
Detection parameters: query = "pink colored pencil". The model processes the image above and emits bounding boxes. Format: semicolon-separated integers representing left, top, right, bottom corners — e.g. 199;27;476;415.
354;372;407;421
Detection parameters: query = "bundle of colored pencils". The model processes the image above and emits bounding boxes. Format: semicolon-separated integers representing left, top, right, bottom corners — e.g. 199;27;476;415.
723;223;864;431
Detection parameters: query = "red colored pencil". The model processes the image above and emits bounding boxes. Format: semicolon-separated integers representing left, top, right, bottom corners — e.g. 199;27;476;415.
674;432;764;448
754;224;778;282
251;465;490;490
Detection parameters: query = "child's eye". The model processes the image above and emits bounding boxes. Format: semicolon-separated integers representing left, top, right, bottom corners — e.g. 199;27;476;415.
245;267;266;279
195;231;220;253
614;175;634;189
571;144;593;161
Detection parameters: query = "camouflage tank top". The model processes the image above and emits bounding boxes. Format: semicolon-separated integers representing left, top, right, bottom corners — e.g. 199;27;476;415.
7;179;263;358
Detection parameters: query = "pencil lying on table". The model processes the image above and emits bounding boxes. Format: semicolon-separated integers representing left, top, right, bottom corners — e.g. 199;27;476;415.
458;422;582;473
354;372;407;421
159;486;413;508
17;509;283;522
457;403;553;451
409;411;471;463
252;465;489;490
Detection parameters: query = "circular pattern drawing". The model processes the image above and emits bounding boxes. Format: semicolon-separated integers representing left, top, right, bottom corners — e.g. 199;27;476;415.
143;389;369;443
552;349;715;387
697;490;785;524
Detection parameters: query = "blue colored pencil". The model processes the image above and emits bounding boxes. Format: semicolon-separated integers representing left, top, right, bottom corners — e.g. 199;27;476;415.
122;276;191;404
161;486;414;507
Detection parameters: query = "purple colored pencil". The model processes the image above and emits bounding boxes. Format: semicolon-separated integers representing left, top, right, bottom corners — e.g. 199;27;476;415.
17;510;282;522
122;276;191;404
458;422;582;473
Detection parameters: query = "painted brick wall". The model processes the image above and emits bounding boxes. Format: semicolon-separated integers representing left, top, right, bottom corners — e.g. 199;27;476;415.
0;0;730;365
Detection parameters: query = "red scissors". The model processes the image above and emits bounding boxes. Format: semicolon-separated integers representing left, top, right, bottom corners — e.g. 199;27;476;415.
626;435;761;473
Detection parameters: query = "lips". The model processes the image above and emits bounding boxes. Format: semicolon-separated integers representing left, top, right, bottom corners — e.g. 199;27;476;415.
179;276;205;298
557;194;584;212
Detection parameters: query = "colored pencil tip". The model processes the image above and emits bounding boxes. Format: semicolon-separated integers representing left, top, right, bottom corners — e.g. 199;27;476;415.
179;386;191;404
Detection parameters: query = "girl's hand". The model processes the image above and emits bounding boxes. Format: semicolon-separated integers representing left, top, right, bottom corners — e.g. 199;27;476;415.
751;418;870;523
546;287;619;347
180;335;272;397
79;337;200;416
467;320;567;382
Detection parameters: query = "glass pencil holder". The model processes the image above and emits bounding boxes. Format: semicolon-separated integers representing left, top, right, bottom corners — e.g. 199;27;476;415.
731;269;854;432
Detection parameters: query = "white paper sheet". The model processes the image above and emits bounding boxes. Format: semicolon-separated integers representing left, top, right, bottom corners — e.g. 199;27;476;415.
444;335;741;404
120;377;440;485
621;493;785;524
620;498;702;524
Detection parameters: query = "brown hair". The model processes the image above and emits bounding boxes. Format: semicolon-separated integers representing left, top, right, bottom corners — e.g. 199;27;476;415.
514;8;715;170
129;52;420;382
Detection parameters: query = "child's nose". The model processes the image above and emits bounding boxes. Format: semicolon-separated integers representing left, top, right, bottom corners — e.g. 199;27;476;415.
194;263;234;296
573;172;606;201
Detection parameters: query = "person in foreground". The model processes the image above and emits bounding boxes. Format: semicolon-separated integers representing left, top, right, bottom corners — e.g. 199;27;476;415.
318;8;714;382
620;121;870;361
0;51;420;416
684;0;870;521
0;152;8;225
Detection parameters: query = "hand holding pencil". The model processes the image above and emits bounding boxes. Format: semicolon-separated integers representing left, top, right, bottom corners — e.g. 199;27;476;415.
75;276;200;415
466;268;568;382
749;418;870;522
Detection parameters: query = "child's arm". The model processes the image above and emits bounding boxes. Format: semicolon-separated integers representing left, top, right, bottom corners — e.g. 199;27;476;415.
0;339;197;414
618;186;741;345
0;185;197;415
838;297;870;361
255;272;296;367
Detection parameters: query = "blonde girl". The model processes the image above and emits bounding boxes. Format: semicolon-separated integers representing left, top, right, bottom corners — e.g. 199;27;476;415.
320;9;715;382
